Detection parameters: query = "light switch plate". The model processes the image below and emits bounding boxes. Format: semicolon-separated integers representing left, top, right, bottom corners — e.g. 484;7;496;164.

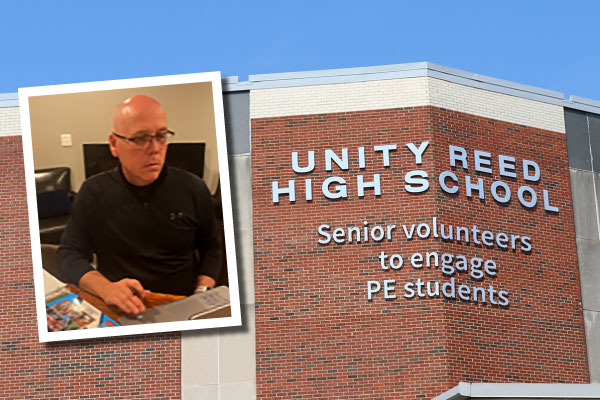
60;134;72;147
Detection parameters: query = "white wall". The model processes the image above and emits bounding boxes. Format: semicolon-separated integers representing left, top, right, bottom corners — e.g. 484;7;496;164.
28;82;220;193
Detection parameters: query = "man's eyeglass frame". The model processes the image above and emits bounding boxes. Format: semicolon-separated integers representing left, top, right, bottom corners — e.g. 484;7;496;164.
111;130;175;147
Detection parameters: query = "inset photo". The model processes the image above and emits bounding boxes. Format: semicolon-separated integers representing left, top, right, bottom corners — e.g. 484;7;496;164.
19;72;241;342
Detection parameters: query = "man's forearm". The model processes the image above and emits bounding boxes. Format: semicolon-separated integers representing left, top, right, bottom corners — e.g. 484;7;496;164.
78;270;114;299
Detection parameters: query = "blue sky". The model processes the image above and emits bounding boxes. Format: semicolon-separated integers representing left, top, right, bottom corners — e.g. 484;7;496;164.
2;1;599;100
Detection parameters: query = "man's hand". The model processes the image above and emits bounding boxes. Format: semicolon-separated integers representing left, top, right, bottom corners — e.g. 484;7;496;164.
196;275;216;290
79;271;150;314
99;279;150;314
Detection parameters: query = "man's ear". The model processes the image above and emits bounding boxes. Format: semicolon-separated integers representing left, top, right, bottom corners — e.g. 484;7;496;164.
108;133;119;157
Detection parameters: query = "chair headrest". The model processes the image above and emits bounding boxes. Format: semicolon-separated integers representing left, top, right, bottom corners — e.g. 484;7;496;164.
35;167;71;193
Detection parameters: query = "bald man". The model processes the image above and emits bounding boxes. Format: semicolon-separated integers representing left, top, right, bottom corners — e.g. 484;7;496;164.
58;95;222;315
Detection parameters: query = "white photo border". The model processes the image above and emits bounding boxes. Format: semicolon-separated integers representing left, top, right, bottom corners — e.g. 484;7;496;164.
19;71;242;342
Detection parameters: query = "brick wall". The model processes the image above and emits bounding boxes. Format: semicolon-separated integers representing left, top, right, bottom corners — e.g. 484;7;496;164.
430;107;586;384
0;135;181;399
251;105;588;399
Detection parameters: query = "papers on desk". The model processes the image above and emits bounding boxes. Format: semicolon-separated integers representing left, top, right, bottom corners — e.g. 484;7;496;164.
43;269;65;294
45;288;119;331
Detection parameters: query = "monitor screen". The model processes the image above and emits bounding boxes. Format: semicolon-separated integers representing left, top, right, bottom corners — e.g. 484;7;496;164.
83;142;205;179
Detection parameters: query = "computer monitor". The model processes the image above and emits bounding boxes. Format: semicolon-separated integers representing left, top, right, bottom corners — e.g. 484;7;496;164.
83;142;205;179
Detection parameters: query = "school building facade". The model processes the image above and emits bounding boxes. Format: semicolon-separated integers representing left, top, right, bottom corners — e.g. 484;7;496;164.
0;62;599;399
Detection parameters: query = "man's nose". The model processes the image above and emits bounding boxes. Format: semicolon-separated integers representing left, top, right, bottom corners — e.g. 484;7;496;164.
147;137;162;152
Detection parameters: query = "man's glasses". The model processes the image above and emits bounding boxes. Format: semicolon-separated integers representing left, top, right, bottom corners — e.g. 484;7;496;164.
112;130;175;147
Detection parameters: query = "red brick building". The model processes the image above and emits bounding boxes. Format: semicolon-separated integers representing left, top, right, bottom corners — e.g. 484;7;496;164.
1;63;599;399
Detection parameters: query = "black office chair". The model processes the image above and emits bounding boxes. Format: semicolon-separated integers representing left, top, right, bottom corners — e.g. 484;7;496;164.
35;167;75;244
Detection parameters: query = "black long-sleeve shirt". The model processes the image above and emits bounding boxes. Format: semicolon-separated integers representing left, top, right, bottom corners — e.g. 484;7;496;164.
58;165;222;296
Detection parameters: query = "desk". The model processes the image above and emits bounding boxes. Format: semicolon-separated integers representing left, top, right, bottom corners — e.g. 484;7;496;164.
66;284;231;324
66;284;184;322
44;267;232;328
56;284;230;327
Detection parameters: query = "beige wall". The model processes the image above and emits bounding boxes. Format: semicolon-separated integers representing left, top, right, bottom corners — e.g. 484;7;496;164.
28;82;220;193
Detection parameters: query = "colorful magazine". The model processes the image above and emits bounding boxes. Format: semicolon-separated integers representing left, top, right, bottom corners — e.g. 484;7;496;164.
45;289;120;331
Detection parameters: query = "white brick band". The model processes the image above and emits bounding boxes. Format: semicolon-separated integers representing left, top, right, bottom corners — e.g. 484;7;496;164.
250;77;429;120
0;107;22;137
428;78;565;133
250;77;566;133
